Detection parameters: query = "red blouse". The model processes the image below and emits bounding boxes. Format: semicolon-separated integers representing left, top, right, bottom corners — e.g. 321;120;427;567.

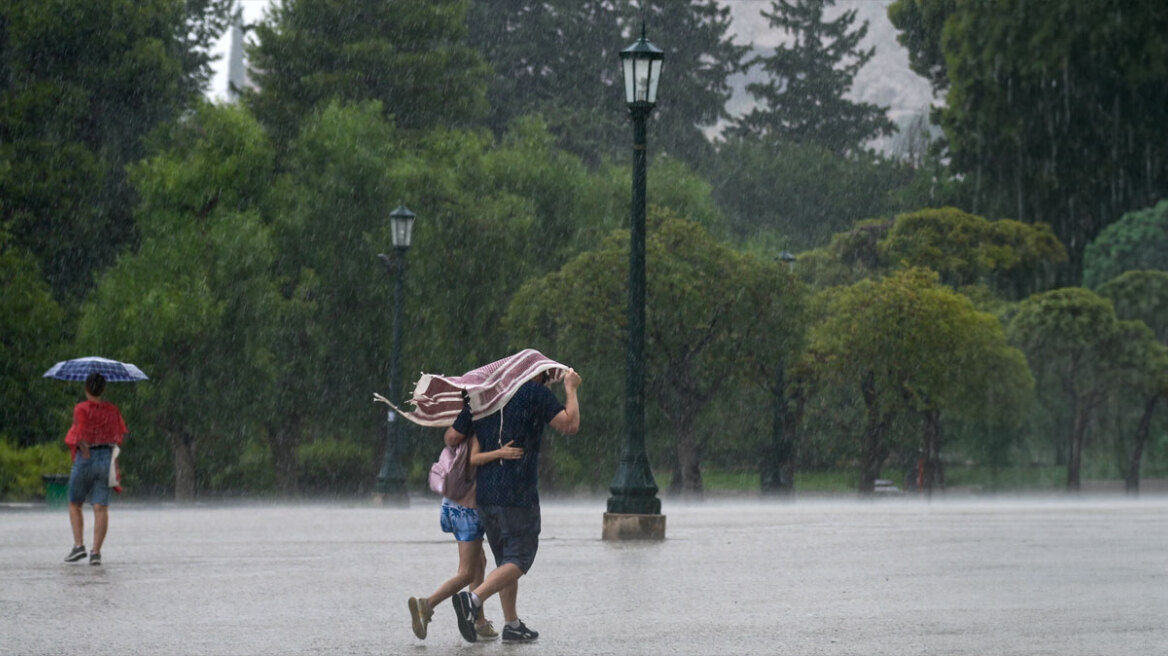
65;400;127;459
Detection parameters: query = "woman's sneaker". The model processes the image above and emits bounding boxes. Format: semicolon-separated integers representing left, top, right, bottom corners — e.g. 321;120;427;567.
65;545;87;562
475;620;499;640
408;597;433;639
89;552;101;566
502;620;538;642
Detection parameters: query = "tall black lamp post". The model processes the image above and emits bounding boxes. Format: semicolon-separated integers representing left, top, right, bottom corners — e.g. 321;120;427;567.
375;203;416;506
604;25;664;537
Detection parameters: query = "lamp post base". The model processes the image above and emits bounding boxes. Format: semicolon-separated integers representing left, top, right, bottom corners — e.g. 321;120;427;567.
602;512;666;540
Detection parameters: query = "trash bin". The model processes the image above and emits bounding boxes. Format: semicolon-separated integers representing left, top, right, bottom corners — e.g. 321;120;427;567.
43;474;70;506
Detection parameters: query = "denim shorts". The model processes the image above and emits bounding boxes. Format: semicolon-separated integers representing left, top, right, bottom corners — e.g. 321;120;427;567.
440;499;484;542
68;448;112;506
479;503;541;573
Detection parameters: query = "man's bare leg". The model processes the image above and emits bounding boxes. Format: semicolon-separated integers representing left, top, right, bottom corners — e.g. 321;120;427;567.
499;580;519;622
471;562;523;604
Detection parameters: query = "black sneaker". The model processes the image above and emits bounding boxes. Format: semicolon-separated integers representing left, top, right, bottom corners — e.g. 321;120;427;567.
89;552;101;566
65;545;87;563
452;591;478;643
502;620;539;642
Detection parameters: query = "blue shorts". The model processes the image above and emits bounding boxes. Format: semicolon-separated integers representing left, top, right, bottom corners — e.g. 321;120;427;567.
440;499;484;542
68;447;112;506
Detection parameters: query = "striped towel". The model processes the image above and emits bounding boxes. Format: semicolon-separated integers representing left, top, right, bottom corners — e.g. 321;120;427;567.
376;349;569;427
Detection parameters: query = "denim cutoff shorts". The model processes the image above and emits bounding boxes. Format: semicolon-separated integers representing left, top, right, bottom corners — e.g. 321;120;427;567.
440;498;484;542
68;447;112;506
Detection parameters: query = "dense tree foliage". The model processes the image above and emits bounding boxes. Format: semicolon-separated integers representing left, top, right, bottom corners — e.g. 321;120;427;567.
77;103;282;500
1098;270;1168;493
0;0;232;301
246;0;490;143
1082;200;1168;289
0;231;69;446
9;0;1168;500
505;211;806;497
1007;288;1144;491
709;136;915;250
795;208;1067;300
809;268;1030;494
890;0;1168;279
468;0;746;168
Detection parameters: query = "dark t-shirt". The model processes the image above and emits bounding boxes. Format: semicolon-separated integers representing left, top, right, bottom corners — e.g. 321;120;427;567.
453;380;564;508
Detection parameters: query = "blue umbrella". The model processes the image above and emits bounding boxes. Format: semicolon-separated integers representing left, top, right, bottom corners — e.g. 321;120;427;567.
43;356;149;382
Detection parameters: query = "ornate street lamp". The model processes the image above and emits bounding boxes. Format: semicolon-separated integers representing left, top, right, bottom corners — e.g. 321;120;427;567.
375;203;416;506
604;25;665;539
779;250;796;272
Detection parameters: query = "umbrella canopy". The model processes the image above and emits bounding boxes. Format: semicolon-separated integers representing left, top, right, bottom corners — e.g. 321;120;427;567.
43;356;149;382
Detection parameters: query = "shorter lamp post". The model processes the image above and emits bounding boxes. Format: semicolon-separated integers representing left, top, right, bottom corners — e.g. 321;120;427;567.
762;250;797;496
375;203;416;507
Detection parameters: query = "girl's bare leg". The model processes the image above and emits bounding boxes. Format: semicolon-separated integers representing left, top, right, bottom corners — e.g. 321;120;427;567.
426;539;481;608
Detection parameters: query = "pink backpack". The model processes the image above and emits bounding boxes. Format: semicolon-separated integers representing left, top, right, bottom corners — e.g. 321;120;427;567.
428;441;474;499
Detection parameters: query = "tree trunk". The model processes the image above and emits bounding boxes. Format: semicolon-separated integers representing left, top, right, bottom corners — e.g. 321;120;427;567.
859;372;890;496
266;418;300;497
1125;395;1159;496
921;409;944;497
675;421;703;500
761;364;795;497
168;430;197;502
779;381;806;498
1066;402;1089;492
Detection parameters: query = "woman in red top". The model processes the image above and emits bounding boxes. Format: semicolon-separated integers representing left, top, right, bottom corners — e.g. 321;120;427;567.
63;372;128;566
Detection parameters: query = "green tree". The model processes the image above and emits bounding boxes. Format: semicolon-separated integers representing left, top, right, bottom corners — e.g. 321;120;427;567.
710;136;913;250
731;0;896;155
1083;200;1168;289
246;0;490;144
505;211;806;497
467;0;746;168
0;0;233;300
886;0;955;94
0;231;69;446
809;268;1031;494
77;103;282;500
903;0;1168;280
1098;270;1168;493
269;110;615;489
1007;287;1141;491
794;208;1068;300
467;0;625;165
880;207;1067;299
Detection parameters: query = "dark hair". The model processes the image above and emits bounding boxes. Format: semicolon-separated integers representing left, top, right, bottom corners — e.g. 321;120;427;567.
85;372;107;397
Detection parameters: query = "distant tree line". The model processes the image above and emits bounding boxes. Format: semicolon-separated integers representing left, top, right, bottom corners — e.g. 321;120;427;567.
2;0;1168;501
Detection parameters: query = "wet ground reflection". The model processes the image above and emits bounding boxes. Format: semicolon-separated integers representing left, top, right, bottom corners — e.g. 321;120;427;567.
3;497;1167;655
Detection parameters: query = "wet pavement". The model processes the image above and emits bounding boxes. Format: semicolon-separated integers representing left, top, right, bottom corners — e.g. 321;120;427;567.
3;496;1167;655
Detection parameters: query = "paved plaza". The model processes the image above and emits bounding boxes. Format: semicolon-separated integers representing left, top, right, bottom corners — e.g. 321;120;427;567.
3;496;1167;655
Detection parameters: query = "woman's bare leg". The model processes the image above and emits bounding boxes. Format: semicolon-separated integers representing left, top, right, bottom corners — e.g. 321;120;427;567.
68;503;84;546
92;505;109;553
